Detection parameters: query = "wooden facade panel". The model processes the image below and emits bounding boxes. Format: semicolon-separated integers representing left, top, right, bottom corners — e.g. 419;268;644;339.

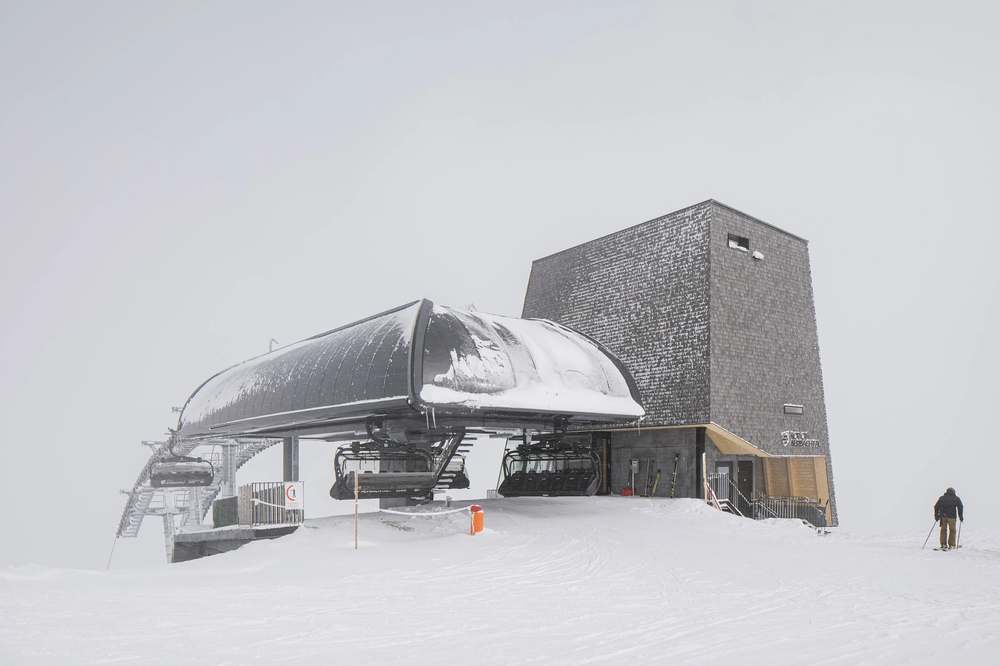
765;457;825;500
765;459;791;497
814;457;832;526
789;457;819;500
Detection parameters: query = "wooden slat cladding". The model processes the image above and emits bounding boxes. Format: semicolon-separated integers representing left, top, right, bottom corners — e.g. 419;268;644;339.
765;459;791;497
814;457;832;526
764;457;820;500
763;457;832;526
788;457;819;499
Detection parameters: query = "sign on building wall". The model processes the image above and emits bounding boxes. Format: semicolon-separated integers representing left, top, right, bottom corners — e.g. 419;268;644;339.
781;431;820;448
284;481;304;509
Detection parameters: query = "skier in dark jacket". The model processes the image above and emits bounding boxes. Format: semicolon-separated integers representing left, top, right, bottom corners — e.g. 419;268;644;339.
934;488;964;549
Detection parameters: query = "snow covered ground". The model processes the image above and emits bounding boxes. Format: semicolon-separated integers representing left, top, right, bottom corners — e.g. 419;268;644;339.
3;497;999;665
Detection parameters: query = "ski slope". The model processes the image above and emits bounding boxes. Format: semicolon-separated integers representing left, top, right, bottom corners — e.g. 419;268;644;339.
3;497;999;665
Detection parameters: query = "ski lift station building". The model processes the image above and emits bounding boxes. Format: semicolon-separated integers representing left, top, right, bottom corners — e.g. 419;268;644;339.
118;198;836;563
522;200;837;526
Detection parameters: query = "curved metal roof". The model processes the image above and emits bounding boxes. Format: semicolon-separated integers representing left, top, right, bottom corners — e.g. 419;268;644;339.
177;300;643;439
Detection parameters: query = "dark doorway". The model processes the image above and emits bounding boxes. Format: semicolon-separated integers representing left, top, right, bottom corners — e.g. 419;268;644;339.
737;460;754;516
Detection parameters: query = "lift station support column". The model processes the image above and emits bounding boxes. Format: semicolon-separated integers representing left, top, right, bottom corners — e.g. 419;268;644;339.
283;436;299;482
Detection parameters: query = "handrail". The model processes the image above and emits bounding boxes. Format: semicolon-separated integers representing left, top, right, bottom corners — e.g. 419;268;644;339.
705;473;827;528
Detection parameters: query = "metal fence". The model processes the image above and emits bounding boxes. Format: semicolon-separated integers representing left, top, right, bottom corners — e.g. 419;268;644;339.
237;483;303;527
706;473;751;517
707;473;827;528
752;493;828;528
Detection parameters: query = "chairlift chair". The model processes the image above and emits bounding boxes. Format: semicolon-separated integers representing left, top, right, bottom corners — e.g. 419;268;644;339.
150;455;215;488
329;442;439;500
497;438;601;497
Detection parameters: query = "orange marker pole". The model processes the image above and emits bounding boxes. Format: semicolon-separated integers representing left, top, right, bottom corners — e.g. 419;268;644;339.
469;505;484;535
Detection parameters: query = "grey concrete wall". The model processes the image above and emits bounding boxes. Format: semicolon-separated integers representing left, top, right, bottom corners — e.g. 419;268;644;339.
523;202;712;426
604;428;746;499
707;202;837;524
606;429;697;497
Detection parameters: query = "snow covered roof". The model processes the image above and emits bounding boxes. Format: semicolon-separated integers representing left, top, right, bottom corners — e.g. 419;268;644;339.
176;300;644;439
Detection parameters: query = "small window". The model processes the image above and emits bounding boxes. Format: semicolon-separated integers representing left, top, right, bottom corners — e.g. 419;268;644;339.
783;404;804;415
728;233;750;252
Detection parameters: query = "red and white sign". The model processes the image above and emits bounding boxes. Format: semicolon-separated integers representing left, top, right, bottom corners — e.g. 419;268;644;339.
284;482;304;510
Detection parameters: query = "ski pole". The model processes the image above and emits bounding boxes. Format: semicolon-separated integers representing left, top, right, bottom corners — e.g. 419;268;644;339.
957;519;962;549
922;520;938;549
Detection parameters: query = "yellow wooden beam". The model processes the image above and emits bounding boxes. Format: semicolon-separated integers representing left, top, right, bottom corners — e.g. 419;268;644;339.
814;457;832;526
704;423;771;458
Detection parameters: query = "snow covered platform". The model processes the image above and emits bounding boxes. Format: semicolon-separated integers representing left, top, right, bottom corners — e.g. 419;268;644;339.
9;498;1000;664
171;524;299;563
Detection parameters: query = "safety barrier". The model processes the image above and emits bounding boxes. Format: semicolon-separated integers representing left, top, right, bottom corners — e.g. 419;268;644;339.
706;473;751;517
375;504;484;536
706;473;827;528
237;482;303;527
752;493;828;528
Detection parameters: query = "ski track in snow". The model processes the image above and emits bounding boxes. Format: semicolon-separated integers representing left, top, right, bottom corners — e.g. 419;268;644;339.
3;497;1000;665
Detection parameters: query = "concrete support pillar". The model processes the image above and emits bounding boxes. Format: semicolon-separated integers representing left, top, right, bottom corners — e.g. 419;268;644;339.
187;487;202;526
221;444;236;497
163;513;176;564
695;427;706;500
283;437;299;482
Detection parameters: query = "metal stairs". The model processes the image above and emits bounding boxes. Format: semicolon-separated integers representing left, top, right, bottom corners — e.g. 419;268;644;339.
434;440;472;491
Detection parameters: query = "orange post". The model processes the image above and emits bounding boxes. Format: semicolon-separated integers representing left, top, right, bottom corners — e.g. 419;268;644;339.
470;505;484;535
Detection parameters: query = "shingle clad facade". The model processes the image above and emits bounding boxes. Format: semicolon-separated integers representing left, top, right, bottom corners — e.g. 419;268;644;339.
522;201;713;426
522;200;838;525
708;205;829;455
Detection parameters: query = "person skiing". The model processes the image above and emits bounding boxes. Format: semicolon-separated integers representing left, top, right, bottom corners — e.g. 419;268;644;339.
933;488;964;550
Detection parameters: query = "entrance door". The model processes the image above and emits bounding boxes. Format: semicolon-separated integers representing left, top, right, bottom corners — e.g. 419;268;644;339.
737;461;754;516
715;462;732;503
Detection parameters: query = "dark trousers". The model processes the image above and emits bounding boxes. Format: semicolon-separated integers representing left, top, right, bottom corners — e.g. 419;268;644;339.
940;517;957;548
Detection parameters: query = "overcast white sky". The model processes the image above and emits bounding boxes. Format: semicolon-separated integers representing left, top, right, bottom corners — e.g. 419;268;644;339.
2;1;998;569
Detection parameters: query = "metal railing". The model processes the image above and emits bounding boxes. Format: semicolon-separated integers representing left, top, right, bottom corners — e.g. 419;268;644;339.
706;473;751;517
706;473;828;528
237;482;303;527
752;492;828;528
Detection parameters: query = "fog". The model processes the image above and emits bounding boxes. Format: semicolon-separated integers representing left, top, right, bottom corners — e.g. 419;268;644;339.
2;1;997;569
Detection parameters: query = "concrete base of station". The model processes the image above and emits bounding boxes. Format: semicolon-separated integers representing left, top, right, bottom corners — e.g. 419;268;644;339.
378;497;430;509
172;525;299;563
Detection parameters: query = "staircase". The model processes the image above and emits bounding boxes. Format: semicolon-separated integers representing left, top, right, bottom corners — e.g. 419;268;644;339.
706;472;828;528
434;439;472;491
706;472;752;518
117;488;156;538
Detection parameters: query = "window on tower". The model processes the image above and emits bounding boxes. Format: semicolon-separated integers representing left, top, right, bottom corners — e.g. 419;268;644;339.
728;234;750;252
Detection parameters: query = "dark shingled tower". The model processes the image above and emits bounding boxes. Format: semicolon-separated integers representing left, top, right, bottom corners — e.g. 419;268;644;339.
522;200;837;526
